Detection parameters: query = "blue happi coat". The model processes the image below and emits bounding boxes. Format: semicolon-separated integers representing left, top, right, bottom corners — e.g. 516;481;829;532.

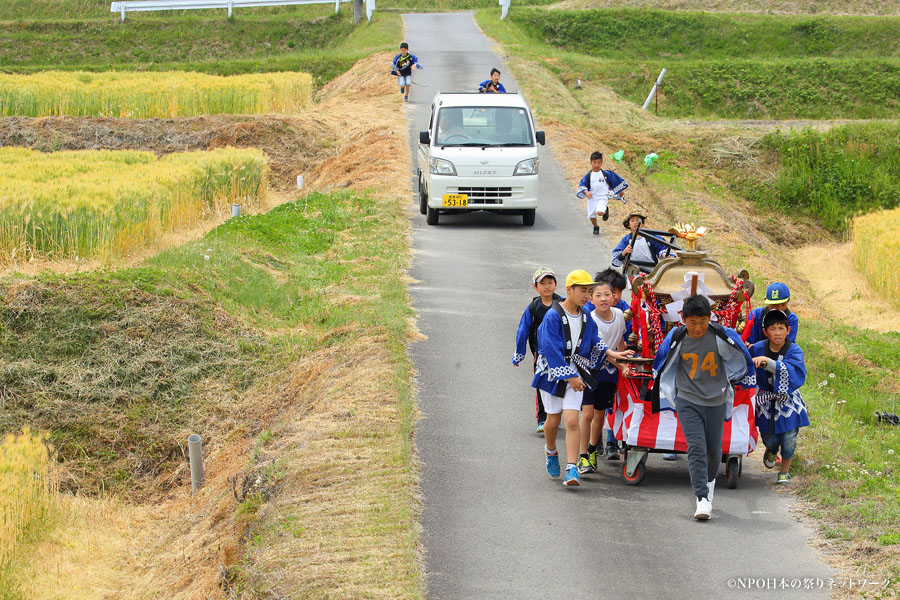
477;80;508;93
512;293;562;365
576;169;628;198
532;305;609;395
611;232;670;268
743;307;799;346
749;341;810;434
651;323;757;417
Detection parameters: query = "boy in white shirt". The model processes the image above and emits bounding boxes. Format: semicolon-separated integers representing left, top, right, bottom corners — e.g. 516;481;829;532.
577;279;627;473
576;151;628;235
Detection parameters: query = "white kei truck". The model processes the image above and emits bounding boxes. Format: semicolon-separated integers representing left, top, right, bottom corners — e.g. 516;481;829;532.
416;92;545;226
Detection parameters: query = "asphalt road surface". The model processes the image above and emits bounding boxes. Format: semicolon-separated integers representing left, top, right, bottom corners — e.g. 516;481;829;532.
405;13;834;599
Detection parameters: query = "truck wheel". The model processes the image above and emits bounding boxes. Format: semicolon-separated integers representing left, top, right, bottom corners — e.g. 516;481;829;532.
426;206;439;225
418;173;428;215
522;209;536;226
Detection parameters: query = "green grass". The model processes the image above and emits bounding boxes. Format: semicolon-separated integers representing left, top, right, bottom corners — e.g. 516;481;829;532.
0;190;409;495
792;320;900;583
0;9;400;86
480;8;900;119
737;123;900;231
596;58;900;120
510;9;900;61
0;0;553;19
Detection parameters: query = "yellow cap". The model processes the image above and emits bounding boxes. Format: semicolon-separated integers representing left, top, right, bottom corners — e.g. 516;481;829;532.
565;269;595;288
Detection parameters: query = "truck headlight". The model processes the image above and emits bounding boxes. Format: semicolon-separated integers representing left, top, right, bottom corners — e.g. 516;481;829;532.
514;157;539;176
429;157;457;176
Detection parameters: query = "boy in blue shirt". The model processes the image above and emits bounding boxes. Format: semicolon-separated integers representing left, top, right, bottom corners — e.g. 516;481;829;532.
390;42;423;103
651;295;756;520
742;282;799;346
749;309;810;484
513;267;562;433
477;68;507;93
532;270;632;486
576;152;627;235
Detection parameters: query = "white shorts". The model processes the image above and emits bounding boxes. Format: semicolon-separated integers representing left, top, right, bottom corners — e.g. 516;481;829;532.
586;195;609;219
540;387;583;414
398;75;411;87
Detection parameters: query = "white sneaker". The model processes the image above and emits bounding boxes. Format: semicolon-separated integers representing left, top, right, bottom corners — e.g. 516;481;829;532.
707;480;716;503
694;497;712;520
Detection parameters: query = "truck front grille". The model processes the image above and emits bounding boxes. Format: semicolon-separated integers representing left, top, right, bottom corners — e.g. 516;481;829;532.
448;186;521;205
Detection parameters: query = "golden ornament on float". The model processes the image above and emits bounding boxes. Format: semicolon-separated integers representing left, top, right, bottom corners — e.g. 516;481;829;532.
673;223;709;252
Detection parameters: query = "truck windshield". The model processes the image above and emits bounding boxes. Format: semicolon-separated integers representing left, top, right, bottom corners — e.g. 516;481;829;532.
435;107;533;147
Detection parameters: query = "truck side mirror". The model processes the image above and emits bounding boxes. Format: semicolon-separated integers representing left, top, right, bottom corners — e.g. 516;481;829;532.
419;131;430;145
535;131;545;146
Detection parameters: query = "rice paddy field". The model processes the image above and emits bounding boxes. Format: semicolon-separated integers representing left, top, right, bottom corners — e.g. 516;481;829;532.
0;71;312;118
853;207;900;309
0;429;55;576
0;147;268;261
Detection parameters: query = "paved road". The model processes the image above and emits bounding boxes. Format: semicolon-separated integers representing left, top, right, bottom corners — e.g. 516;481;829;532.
405;13;833;599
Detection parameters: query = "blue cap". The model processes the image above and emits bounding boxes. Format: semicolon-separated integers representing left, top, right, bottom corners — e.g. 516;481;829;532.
764;282;790;305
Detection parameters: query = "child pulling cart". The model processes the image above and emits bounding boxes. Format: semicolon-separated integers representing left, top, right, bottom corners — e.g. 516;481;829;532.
610;226;758;488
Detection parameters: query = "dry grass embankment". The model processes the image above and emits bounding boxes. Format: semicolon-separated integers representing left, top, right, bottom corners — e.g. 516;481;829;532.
2;52;421;600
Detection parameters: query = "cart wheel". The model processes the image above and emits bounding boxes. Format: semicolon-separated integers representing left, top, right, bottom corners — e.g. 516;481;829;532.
727;457;739;489
622;461;646;486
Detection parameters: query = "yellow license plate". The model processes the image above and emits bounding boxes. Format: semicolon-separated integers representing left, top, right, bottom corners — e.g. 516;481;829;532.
442;194;468;207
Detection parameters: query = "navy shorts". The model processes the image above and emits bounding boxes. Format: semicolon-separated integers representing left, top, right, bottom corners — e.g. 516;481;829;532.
759;428;799;460
582;380;617;411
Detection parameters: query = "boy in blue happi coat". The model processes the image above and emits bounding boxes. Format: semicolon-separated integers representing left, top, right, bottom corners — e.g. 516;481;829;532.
611;214;670;270
576;152;627;235
749;309;810;484
532;270;633;487
512;267;562;433
390;42;423;103
742;282;799;346
650;295;756;520
477;68;507;93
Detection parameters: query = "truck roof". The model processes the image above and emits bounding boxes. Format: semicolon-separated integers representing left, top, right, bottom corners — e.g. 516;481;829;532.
434;92;530;109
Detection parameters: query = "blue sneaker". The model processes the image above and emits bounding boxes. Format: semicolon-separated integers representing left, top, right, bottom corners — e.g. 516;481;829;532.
536;420;545;433
545;452;560;478
564;465;581;486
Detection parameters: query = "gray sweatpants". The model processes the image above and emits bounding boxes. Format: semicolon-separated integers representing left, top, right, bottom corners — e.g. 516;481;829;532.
676;398;725;499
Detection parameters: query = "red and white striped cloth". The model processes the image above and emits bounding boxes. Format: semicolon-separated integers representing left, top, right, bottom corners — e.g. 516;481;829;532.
608;377;758;455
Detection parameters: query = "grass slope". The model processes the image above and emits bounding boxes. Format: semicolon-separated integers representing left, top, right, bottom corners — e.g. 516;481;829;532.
0;189;422;597
738;123;900;231
0;9;400;86
499;8;900;119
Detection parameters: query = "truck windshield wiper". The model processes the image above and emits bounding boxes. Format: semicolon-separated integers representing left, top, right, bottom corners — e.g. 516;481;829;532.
491;142;531;147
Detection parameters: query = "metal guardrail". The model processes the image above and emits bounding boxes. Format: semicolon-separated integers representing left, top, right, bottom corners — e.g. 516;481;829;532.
111;0;374;21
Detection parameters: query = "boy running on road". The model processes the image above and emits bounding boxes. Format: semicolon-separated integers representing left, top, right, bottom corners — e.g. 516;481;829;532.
390;42;423;103
576;151;627;236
